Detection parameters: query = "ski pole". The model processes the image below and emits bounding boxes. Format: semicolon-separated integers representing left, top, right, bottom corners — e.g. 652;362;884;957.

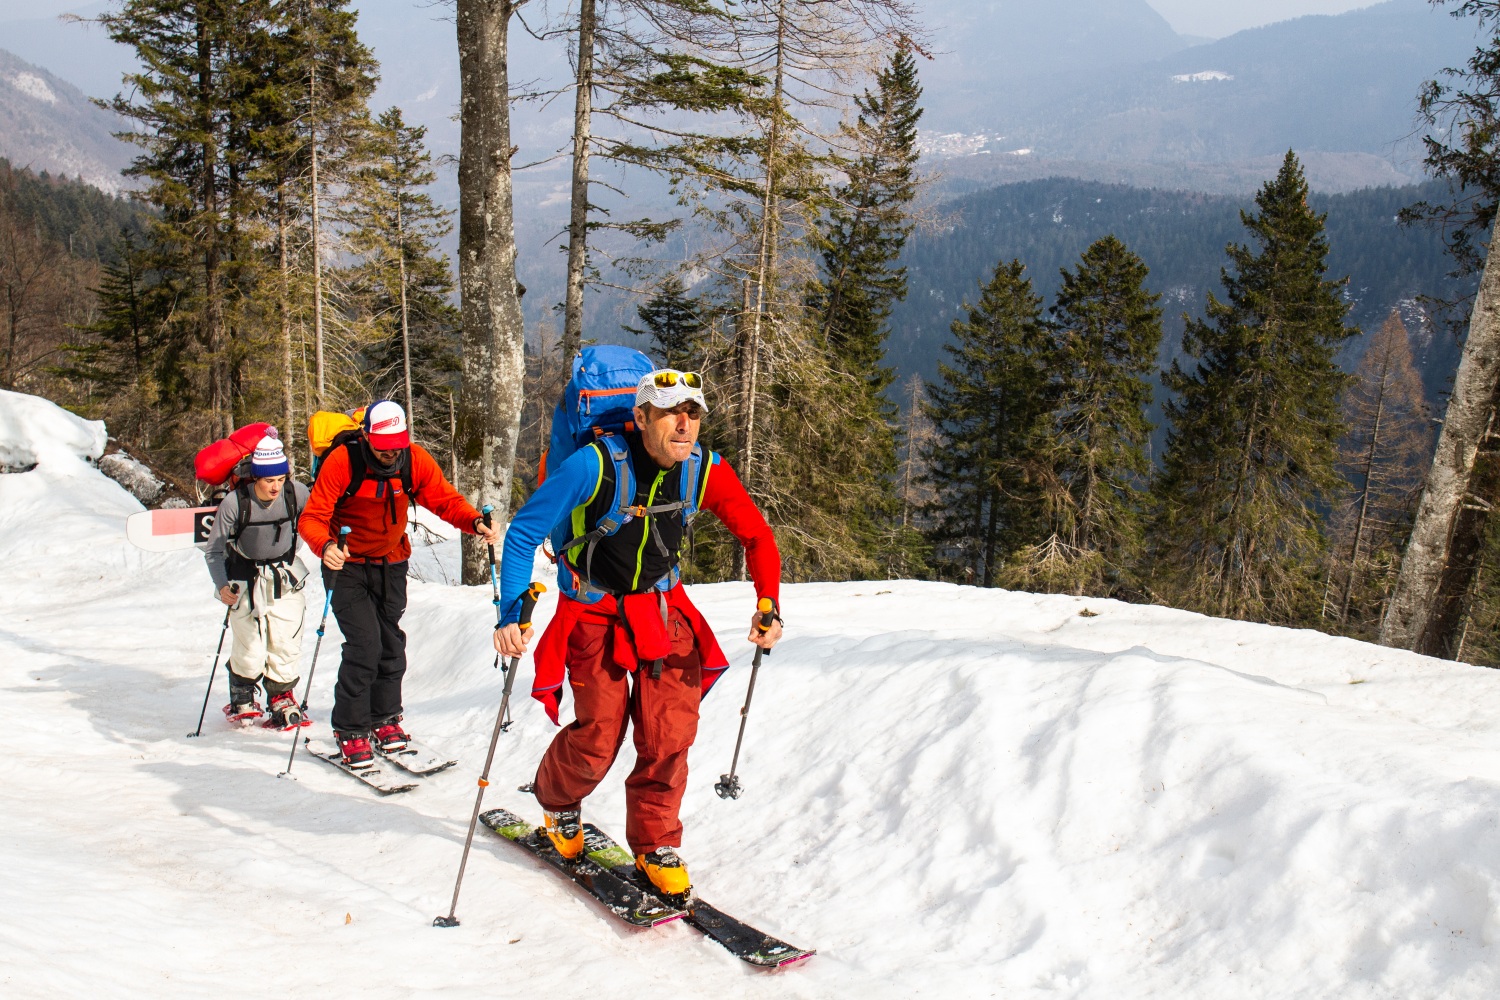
187;584;239;739
280;526;350;778
715;598;777;801
482;504;503;670
435;581;545;929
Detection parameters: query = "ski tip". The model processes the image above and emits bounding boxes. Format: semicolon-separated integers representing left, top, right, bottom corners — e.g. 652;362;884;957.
775;950;816;969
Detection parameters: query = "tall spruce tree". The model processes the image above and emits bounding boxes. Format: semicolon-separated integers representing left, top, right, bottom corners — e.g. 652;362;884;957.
1152;152;1356;624
1020;235;1162;596
812;46;922;383
624;275;704;370
102;0;279;439
800;44;924;572
924;259;1051;586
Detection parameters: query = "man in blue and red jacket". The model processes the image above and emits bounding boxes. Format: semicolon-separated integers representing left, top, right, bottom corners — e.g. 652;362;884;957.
494;369;782;898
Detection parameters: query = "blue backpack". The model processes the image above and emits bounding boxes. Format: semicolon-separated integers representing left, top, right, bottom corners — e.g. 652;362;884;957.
542;345;657;482
543;345;709;602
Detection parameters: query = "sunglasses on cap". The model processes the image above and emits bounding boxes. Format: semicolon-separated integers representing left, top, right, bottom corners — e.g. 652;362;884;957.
652;370;702;389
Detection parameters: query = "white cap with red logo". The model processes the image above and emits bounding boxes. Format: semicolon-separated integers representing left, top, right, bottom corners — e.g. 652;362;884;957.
362;399;411;450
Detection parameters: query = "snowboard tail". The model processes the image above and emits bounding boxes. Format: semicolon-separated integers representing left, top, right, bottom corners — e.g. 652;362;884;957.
480;809;684;928
126;506;218;551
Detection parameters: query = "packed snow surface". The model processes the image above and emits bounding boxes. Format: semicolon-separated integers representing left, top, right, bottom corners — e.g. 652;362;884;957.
5;387;1500;998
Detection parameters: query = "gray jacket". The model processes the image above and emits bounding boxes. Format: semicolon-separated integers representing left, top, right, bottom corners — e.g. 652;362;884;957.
204;481;312;592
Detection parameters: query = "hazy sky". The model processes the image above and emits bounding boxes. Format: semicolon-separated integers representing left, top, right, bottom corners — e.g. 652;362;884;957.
1147;0;1383;38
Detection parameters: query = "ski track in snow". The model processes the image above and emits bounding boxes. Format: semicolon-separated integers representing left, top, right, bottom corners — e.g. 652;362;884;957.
5;387;1500;998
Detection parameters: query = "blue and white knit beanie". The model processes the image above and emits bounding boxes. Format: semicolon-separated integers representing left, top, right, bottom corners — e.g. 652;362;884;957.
250;432;290;478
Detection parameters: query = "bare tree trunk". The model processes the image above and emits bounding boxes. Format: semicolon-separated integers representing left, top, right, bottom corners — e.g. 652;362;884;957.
1340;371;1388;623
449;390;458;483
561;0;596;362
740;0;790;489
398;199;414;420
310;56;326;407
1381;212;1500;654
199;15;230;440
982;486;998;588
278;187;295;447
457;0;529;585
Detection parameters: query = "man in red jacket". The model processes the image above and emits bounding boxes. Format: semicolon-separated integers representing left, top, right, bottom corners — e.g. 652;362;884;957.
300;400;498;768
494;370;782;898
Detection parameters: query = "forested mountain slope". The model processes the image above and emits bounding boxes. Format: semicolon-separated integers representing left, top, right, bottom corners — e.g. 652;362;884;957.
889;177;1474;409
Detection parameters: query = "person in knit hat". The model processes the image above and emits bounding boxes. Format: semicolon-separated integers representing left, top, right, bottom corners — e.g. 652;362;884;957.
203;429;315;729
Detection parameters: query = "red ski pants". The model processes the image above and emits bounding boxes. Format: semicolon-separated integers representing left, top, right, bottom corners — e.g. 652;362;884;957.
533;605;702;855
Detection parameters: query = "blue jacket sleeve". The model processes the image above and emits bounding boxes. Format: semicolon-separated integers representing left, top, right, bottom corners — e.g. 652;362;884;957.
498;445;603;624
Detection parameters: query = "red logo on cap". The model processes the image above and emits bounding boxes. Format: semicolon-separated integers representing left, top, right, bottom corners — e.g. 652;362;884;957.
372;416;402;432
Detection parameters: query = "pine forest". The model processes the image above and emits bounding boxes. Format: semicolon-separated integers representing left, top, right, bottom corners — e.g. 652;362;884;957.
12;0;1500;667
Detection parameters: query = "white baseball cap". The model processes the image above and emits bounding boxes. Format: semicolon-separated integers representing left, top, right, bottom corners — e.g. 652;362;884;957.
362;399;410;449
635;370;709;415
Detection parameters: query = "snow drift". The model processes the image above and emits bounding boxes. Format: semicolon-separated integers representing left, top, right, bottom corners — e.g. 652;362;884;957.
4;387;1500;999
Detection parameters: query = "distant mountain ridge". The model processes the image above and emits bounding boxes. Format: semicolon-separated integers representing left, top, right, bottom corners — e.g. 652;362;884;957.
925;0;1475;192
0;48;133;195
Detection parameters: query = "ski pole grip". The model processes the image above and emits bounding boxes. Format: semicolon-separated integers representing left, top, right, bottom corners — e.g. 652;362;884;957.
339;525;352;548
518;582;546;631
755;597;775;632
482;503;494;529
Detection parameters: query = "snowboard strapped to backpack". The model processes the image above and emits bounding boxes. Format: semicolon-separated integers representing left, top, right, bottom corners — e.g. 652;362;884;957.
194;422;274;491
543;345;710;603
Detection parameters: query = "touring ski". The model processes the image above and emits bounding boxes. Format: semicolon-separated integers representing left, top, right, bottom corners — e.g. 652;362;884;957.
582;823;814;969
304;737;418;795
479;809;684;928
375;740;457;775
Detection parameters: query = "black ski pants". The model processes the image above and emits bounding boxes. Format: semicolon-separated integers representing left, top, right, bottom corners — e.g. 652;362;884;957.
326;559;409;734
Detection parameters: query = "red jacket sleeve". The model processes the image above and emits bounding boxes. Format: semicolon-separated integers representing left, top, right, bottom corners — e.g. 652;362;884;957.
299;444;350;556
700;456;781;605
410;445;482;533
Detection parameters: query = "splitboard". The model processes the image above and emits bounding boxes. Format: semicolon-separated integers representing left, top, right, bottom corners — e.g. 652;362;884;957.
375;740;457;776
125;505;218;551
304;738;418;795
479;809;684;928
582;823;815;970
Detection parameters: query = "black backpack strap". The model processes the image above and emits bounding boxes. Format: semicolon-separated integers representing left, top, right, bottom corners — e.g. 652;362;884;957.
232;482;254;541
340;436;368;499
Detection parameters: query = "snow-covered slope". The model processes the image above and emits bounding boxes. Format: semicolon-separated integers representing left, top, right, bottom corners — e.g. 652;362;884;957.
5;388;1500;998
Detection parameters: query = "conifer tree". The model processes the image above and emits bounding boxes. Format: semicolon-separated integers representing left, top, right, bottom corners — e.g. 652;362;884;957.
101;0;280;438
1019;235;1162;596
1152;152;1356;624
811;46;922;384
1326;310;1432;633
924;259;1052;586
791;45;924;573
60;231;183;447
624;275;704;370
342;108;459;445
